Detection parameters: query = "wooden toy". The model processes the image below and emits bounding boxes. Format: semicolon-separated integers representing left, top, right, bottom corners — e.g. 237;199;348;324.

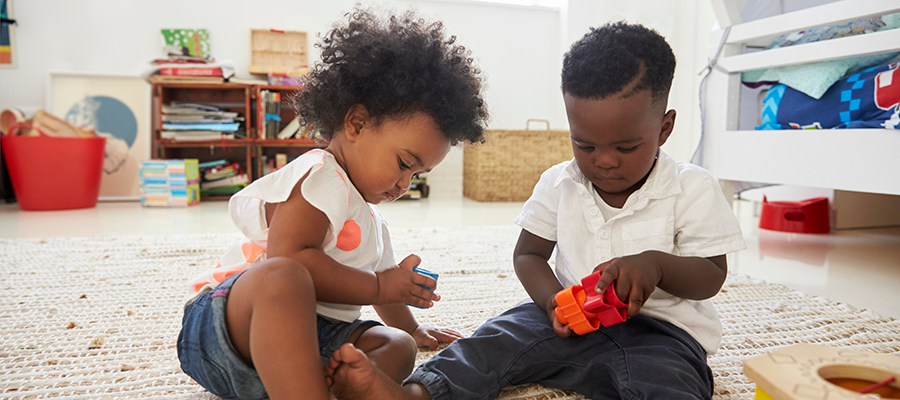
744;344;900;399
0;108;25;135
29;110;95;138
554;271;627;335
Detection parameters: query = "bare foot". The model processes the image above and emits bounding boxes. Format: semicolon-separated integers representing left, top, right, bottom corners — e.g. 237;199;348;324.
327;343;407;400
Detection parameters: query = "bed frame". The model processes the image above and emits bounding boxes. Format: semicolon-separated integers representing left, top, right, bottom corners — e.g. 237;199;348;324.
701;0;900;198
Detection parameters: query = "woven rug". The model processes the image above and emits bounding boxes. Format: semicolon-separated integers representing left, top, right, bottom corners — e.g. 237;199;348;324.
2;225;899;399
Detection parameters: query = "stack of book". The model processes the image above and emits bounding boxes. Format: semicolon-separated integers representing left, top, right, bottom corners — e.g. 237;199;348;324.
148;29;234;84
140;159;200;207
260;90;282;139
199;160;249;197
160;102;243;141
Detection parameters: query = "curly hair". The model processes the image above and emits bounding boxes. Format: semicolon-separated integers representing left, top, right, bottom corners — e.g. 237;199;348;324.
295;7;488;145
561;22;676;106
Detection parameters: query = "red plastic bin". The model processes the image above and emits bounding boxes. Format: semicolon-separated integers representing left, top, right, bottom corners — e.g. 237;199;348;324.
759;196;830;234
1;126;106;211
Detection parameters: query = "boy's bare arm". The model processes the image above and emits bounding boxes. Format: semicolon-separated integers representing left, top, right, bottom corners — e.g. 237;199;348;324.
654;252;727;299
593;251;727;317
512;229;562;312
265;178;437;308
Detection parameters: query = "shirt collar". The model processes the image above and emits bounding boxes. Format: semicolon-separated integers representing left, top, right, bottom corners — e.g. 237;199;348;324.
555;149;682;203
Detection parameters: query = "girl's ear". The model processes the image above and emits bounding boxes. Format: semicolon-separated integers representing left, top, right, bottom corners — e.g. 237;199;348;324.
343;104;369;142
657;109;676;147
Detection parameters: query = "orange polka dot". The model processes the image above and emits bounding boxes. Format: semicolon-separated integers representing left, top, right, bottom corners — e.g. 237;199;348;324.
241;243;266;263
336;220;361;251
213;269;240;282
192;282;209;292
214;262;223;269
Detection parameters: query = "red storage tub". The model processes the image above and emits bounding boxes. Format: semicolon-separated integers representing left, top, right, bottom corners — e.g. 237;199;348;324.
1;125;106;211
759;196;830;234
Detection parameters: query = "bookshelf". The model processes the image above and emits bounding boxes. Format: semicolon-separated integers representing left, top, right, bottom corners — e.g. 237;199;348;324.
151;82;322;200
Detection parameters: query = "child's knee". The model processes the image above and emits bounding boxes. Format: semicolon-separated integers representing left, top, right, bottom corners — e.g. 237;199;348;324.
247;257;315;298
363;326;417;358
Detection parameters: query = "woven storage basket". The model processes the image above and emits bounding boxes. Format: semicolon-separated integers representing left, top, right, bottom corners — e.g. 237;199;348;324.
464;120;572;202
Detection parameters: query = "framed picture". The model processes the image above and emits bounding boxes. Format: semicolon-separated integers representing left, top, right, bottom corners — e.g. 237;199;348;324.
0;0;16;68
48;72;150;200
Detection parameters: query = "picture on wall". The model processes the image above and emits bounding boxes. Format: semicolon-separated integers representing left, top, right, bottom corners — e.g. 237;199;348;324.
0;0;16;68
49;72;150;200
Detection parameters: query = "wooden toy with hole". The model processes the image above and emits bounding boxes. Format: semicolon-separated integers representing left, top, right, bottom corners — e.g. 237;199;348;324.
744;344;900;399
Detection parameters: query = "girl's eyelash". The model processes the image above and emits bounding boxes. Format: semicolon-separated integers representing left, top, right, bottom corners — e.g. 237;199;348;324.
399;158;410;169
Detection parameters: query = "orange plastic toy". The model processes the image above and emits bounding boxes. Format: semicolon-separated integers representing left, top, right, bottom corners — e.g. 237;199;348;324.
554;271;627;335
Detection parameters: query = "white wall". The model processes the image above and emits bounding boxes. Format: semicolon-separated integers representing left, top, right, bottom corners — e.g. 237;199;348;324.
563;0;716;163
0;0;715;184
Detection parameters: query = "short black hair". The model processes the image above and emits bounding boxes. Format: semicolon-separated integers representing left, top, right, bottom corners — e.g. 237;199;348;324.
561;22;675;106
295;7;488;145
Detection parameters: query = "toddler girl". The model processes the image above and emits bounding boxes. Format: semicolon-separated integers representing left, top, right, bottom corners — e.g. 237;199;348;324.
177;7;488;400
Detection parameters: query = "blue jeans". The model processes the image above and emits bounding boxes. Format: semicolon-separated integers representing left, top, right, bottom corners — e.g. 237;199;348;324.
405;302;713;400
177;271;380;400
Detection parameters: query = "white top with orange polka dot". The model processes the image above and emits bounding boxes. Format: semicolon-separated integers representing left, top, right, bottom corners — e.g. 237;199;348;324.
185;150;396;322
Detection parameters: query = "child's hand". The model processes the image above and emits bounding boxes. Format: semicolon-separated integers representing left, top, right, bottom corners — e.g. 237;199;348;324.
413;325;463;351
591;254;662;318
374;254;441;308
545;295;574;338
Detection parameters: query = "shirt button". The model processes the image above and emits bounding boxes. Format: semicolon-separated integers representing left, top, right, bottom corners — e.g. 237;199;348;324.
600;230;609;239
590;207;599;216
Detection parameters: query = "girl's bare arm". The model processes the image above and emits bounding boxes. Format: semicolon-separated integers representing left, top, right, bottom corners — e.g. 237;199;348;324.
265;176;437;308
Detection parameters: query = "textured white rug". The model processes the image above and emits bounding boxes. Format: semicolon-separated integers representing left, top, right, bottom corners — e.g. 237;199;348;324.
1;225;899;399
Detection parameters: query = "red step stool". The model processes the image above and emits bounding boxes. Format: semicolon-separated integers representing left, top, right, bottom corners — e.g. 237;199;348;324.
759;196;830;234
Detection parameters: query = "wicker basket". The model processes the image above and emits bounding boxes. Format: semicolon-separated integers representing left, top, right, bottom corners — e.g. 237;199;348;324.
464;120;572;202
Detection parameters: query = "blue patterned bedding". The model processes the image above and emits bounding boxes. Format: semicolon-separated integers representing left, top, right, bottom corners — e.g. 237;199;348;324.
757;62;900;130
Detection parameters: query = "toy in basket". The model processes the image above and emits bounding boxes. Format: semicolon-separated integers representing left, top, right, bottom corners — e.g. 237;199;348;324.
744;344;900;399
463;119;572;202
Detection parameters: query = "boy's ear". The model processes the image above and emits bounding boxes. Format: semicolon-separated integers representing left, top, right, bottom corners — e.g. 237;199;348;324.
343;104;369;142
657;109;676;147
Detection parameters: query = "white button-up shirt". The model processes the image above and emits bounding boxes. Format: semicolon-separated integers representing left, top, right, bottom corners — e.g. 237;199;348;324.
514;150;745;354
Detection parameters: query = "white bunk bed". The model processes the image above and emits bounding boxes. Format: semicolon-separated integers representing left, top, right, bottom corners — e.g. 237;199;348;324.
700;0;900;199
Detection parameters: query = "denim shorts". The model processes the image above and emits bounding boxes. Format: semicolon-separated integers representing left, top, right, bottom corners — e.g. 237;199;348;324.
177;271;381;400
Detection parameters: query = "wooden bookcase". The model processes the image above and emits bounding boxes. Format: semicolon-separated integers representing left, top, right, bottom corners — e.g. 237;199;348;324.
150;82;322;200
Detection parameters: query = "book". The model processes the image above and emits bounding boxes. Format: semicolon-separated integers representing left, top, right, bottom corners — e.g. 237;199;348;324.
163;123;239;131
161;118;234;124
162;104;238;119
198;159;228;169
203;162;243;181
261;90;283;139
160;131;234;141
159;67;224;77
277;116;301;139
200;173;249;190
161;29;211;59
201;184;247;197
140;159;200;207
227;77;269;85
149;75;224;84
